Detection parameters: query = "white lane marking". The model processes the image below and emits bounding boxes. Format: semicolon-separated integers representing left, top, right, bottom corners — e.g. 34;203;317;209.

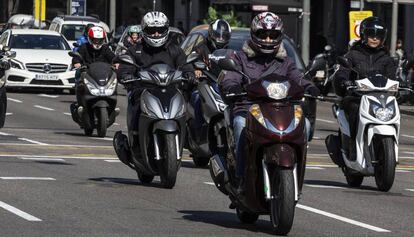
0;177;55;180
20;157;65;162
401;134;414;139
306;167;325;170
316;118;336;124
0;143;112;148
0;201;42;221
7;98;22;103
305;184;346;189
297;204;390;233
0;132;13;136
39;94;59;98
34;105;54;111
306;164;337;168
0;154;116;160
90;137;113;141
406;189;414;192
6;113;12;116
113;123;120;126
204;182;215;186
18;138;48;146
63;112;72;116
396;170;411;173
105;160;121;163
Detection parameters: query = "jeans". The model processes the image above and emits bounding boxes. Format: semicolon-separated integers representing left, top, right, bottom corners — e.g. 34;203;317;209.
233;115;246;178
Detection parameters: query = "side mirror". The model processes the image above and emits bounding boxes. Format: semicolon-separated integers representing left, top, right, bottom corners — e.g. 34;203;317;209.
194;61;206;70
68;51;84;62
186;52;200;64
2;46;10;52
117;54;139;68
337;56;352;69
6;51;16;58
324;45;333;52
72;42;79;48
218;58;238;71
307;56;326;74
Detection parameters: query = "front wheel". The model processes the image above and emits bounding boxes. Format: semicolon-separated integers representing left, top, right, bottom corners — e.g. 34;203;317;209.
270;169;295;235
374;136;396;192
158;133;179;189
96;107;108;137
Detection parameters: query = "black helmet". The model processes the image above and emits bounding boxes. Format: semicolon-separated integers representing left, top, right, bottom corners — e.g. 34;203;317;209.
359;17;387;45
208;19;231;49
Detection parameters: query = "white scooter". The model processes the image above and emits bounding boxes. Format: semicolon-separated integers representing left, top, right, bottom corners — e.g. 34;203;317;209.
326;57;401;192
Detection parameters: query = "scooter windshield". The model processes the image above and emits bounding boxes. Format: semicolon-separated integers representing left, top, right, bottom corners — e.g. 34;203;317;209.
245;73;304;101
87;62;113;86
141;64;181;86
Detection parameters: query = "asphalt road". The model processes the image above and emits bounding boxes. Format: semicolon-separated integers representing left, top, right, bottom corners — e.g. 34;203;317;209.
0;88;413;237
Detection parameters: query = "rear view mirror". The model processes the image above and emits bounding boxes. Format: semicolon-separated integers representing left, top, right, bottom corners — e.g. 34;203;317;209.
117;54;139;68
307;56;326;74
2;46;10;52
186;52;200;64
72;42;79;48
324;45;333;52
218;59;238;71
6;51;16;58
68;51;84;63
337;56;352;69
194;61;206;70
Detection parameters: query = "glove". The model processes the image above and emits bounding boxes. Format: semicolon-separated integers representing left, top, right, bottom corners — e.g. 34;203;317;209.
228;85;243;94
306;86;320;97
342;80;356;88
0;60;10;70
120;74;135;84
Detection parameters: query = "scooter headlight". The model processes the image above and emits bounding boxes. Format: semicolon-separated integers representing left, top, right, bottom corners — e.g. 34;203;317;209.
249;104;266;128
85;78;117;96
263;81;290;100
370;101;396;122
104;78;117;96
294;105;303;127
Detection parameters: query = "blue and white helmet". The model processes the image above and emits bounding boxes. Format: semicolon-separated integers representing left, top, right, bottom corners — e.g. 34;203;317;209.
141;11;170;47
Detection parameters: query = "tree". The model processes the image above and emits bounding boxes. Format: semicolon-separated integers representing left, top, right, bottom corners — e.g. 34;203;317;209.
203;6;245;27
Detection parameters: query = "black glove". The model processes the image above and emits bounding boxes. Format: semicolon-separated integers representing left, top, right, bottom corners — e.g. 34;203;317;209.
306;86;320;97
185;73;198;85
120;74;134;84
228;85;243;94
342;80;356;88
0;60;10;70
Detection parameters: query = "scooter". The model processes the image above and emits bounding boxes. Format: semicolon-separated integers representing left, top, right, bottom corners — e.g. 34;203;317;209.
0;46;16;128
326;56;402;192
307;45;335;96
113;53;198;189
186;49;230;167
209;58;309;235
68;51;119;137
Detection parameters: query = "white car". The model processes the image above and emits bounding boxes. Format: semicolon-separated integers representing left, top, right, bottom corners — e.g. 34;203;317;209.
0;29;75;89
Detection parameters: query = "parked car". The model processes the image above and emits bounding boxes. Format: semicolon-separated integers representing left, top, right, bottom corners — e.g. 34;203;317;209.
181;25;305;72
114;25;185;55
49;15;110;47
0;29;75;90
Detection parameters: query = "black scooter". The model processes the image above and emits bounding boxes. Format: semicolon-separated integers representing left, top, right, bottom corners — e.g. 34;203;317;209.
68;52;119;137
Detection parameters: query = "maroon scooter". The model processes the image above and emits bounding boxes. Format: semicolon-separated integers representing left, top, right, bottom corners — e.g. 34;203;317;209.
209;59;308;235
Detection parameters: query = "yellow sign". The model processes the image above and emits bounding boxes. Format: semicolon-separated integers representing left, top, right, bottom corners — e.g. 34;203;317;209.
34;0;46;21
349;11;373;41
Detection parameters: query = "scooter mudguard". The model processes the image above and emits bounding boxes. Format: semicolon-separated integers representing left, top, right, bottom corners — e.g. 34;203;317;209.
92;100;110;109
153;120;179;133
367;124;399;162
264;144;296;168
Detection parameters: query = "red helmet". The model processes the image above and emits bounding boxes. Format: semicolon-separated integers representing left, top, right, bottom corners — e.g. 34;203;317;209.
250;12;284;54
87;26;106;50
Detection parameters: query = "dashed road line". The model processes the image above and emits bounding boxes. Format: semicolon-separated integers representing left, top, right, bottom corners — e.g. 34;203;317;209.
396;170;411;173
7;98;22;103
90;137;113;141
297;204;390;233
105;160;121;163
0;132;13;136
20;157;65;162
401;134;414;139
34;105;55;111
405;189;414;192
0;201;42;221
0;143;113;148
0;154;116;160
113;123;120;126
39;94;59;98
305;184;346;189
6;112;12;116
306;167;325;170
0;177;55;180
18;138;48;146
316;118;336;124
63;112;72;116
204;182;215;186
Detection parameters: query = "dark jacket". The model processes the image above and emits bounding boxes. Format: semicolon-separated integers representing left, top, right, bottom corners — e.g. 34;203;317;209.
334;41;397;96
117;39;194;80
193;38;216;66
219;40;315;115
72;43;115;65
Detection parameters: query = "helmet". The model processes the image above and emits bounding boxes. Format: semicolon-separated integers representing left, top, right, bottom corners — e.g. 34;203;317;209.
84;23;95;35
208;19;231;49
359;16;387;45
128;25;140;36
87;26;106;50
250;12;284;54
141;11;170;47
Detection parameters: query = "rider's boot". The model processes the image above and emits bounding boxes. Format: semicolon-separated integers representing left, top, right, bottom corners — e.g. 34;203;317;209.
113;131;134;168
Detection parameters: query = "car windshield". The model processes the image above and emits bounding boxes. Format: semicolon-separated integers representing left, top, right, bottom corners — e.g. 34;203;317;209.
10;34;70;50
61;24;85;41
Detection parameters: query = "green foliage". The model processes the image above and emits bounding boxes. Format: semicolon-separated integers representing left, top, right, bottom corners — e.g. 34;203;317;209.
203;6;245;28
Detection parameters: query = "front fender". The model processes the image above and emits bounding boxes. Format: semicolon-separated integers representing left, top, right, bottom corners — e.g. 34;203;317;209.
92;100;110;109
367;125;398;145
264;144;296;168
153;120;179;133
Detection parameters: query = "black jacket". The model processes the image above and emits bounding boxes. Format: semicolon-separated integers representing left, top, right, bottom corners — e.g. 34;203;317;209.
117;39;194;81
334;41;397;96
72;43;115;65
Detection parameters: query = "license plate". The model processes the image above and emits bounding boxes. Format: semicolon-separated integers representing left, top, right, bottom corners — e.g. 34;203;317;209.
35;74;59;80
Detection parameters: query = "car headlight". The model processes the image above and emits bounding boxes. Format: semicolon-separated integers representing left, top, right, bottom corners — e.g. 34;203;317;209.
249;104;266;128
263;81;290;100
372;105;394;122
10;59;24;69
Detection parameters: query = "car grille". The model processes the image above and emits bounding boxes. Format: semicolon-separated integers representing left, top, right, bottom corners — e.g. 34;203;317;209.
26;63;68;73
30;80;63;85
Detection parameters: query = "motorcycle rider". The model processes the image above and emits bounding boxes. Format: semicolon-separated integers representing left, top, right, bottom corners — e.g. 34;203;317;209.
73;24;95;52
333;16;396;160
219;12;319;194
114;11;194;160
70;26;116;118
123;25;141;49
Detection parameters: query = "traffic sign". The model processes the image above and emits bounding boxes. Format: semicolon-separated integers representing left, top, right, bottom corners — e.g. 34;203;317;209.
349;11;373;41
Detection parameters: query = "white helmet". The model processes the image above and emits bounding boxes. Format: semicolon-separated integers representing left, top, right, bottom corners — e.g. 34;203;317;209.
141;11;170;47
87;26;106;50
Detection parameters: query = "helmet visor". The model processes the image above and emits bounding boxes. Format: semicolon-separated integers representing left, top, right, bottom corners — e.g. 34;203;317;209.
92;38;104;45
255;29;282;41
144;26;168;36
211;30;231;43
365;28;386;40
